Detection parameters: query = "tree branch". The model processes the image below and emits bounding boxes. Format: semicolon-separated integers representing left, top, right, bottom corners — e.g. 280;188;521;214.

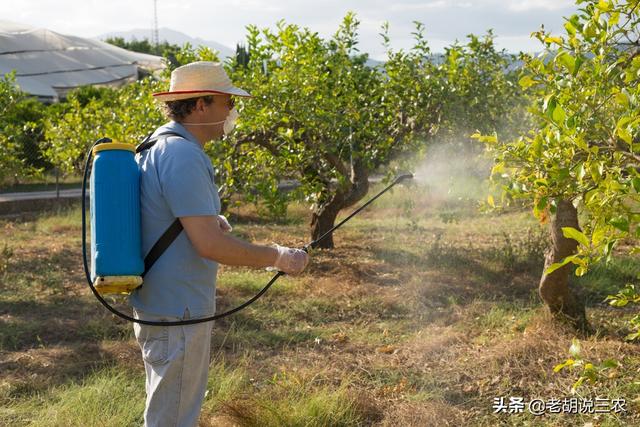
242;131;279;156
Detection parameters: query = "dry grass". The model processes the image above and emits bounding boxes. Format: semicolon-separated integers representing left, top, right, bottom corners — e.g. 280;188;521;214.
1;191;639;426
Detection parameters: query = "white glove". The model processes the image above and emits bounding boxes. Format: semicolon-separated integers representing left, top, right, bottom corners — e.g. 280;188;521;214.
217;215;232;232
273;244;309;275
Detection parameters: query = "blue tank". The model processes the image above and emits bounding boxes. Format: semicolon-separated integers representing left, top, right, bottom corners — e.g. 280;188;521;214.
90;143;144;286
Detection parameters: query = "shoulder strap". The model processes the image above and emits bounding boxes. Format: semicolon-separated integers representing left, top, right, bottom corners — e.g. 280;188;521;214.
142;218;183;278
137;130;186;278
135;131;183;154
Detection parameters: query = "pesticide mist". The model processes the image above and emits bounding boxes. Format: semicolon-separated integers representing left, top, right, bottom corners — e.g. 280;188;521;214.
410;136;493;208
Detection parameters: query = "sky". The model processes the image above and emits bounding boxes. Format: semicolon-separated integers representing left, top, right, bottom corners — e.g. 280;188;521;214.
9;0;580;59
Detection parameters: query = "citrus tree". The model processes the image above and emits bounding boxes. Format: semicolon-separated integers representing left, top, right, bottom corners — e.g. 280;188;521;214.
440;31;526;144
226;15;525;246
0;72;49;185
227;14;443;247
0;73;26;184
477;0;640;330
43;80;166;173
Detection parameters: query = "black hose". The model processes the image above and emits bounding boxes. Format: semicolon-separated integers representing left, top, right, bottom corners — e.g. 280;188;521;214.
82;138;411;325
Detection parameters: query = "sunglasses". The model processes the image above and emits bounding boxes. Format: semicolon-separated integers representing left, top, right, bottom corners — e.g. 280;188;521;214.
215;95;235;109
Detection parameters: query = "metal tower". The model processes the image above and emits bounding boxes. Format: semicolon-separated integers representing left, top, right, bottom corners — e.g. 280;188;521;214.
152;0;159;50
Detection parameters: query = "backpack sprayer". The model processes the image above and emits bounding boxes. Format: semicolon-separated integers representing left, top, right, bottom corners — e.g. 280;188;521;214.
81;136;413;326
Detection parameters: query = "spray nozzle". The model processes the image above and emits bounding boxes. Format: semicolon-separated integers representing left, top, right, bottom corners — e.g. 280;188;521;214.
394;173;414;184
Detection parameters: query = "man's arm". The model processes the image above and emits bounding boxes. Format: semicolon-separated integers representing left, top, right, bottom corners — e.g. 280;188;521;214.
180;215;278;267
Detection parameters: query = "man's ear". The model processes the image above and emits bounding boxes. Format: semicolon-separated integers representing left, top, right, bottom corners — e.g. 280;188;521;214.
195;98;206;113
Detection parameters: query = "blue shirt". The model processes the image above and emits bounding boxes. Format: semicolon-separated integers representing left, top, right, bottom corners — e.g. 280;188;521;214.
128;121;220;318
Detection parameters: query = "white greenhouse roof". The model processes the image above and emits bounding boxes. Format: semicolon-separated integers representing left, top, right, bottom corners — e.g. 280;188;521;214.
0;21;165;102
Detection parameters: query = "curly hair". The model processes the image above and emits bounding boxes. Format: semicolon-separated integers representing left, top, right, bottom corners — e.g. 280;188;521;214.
162;96;214;122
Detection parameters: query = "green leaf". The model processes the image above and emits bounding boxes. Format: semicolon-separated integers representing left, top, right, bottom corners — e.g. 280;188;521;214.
577;163;587;181
471;132;498;144
536;196;548;211
583;21;598;38
545;254;579;275
543;94;554;112
625;330;640;341
610;11;620;25
596;0;612;12
544;36;564;45
589;162;602;182
617;126;633;145
606;296;629;307
615;92;630;107
545;97;557;119
571;376;586;393
554;359;575;373
519;75;537;89
604;240;616;263
610;217;630;232
562;227;590;247
564;21;577;36
557;52;576;74
491;162;506;176
552;105;566;124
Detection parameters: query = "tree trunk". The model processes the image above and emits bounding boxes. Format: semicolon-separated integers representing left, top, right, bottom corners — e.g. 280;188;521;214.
310;163;370;249
539;199;590;332
310;191;346;249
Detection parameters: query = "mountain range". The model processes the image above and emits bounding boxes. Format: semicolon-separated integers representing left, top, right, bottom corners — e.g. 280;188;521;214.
97;27;235;58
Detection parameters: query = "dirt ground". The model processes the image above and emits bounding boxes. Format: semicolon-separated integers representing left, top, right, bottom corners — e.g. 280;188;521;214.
1;199;639;426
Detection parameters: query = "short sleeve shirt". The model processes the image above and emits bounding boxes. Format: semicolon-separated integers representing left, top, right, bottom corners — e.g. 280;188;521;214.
128;121;220;318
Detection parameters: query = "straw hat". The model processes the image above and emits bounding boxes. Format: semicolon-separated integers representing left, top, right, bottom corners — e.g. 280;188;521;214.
152;61;251;101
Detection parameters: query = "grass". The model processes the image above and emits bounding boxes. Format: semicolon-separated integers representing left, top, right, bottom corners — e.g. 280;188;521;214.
1;368;145;427
0;187;639;426
207;368;367;426
577;256;640;304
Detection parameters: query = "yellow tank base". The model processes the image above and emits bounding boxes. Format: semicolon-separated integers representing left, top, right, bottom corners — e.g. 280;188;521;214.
94;275;143;296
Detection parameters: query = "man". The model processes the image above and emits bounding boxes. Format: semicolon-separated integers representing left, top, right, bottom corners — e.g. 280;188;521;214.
129;61;309;427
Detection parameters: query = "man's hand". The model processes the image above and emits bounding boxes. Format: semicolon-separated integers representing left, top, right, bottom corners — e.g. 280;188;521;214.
216;215;232;232
273;244;309;275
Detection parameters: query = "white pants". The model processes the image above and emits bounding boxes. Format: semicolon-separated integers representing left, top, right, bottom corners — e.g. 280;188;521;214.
133;307;214;427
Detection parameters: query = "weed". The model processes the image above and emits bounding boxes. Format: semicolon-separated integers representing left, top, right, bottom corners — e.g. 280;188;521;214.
0;243;14;275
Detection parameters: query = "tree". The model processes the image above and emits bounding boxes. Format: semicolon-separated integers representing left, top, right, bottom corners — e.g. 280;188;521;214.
43;79;166;174
105;36;181;66
228;14;443;247
439;31;526;144
104;36;158;54
477;0;640;331
0;72;49;185
104;37;219;73
0;73;23;184
160;43;220;73
225;16;524;247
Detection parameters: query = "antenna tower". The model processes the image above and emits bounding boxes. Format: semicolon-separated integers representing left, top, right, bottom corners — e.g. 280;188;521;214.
152;0;159;50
